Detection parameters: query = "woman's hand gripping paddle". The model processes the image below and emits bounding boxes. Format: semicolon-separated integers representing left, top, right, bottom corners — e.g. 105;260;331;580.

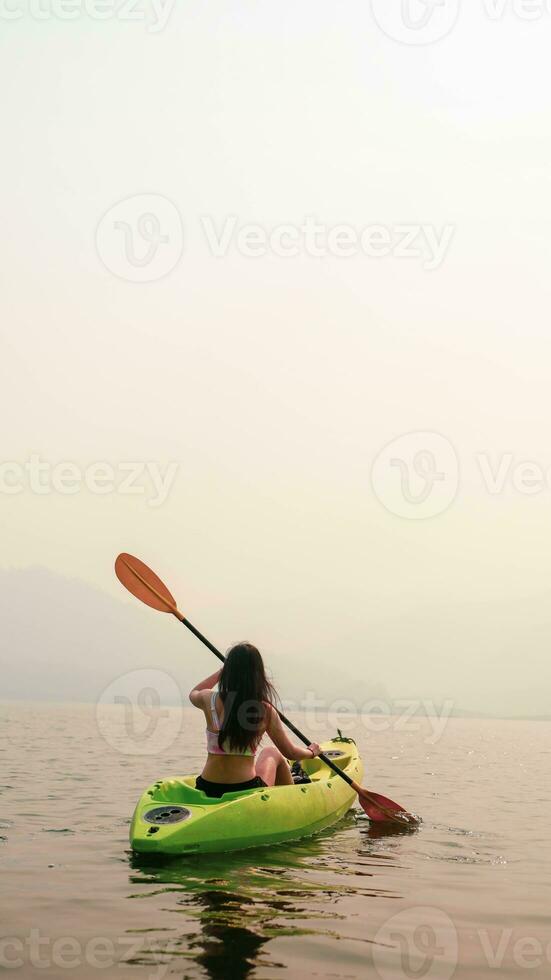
115;553;420;827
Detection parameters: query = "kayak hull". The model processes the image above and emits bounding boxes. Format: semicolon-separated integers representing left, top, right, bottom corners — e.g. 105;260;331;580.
130;736;363;855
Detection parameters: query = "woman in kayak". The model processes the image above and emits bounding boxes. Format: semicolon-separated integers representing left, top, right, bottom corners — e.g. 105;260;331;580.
189;642;321;798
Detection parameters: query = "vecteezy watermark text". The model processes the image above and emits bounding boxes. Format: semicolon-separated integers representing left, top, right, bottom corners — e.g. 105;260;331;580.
95;669;455;756
286;693;454;745
200;215;455;270
0;455;179;507
0;929;173;978
0;0;175;32
95;195;455;282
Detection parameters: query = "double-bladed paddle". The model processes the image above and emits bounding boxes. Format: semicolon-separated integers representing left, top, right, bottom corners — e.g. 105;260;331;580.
115;552;419;827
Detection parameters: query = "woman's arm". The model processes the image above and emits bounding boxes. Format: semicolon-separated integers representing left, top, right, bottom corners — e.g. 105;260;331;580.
265;704;321;761
189;669;222;707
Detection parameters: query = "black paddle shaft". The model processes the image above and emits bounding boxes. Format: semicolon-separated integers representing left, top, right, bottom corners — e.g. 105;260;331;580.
182;617;355;789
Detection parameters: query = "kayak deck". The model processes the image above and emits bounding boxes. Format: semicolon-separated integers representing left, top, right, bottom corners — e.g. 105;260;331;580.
130;736;363;854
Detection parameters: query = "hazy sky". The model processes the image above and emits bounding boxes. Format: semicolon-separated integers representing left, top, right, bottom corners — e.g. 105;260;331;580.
2;3;551;716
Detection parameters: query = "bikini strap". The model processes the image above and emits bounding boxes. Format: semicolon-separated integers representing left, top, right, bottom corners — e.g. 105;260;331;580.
210;690;221;731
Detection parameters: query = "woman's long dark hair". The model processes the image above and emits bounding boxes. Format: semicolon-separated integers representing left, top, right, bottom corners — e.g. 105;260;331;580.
217;643;278;753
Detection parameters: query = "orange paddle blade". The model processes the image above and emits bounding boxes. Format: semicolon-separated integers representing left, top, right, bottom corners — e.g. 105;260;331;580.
352;783;419;826
363;795;418;826
115;553;183;619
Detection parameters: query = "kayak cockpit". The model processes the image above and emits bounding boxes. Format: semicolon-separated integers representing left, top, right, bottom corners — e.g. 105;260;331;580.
147;743;356;805
129;736;363;854
143;777;265;807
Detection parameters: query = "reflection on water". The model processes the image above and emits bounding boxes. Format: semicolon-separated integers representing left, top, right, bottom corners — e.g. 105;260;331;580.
186;890;274;980
127;814;417;978
5;705;550;979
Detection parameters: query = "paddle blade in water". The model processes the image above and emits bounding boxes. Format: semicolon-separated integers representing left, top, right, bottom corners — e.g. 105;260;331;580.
355;786;419;826
115;553;181;617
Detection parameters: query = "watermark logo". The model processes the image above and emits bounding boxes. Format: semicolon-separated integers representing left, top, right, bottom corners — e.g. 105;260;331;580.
96;194;183;283
96;669;182;755
371;431;459;520
96;209;455;278
373;907;458;980
370;0;461;45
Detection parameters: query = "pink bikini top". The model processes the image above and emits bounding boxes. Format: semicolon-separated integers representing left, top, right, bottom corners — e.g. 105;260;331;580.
206;690;257;757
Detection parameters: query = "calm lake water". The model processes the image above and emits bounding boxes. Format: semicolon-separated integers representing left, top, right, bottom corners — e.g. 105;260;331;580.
1;703;549;979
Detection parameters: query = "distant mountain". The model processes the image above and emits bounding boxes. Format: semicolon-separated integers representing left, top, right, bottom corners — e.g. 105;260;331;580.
0;565;197;703
357;592;551;719
1;566;550;720
0;566;396;708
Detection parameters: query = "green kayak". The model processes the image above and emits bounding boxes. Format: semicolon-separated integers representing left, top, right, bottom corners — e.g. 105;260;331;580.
130;736;363;854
